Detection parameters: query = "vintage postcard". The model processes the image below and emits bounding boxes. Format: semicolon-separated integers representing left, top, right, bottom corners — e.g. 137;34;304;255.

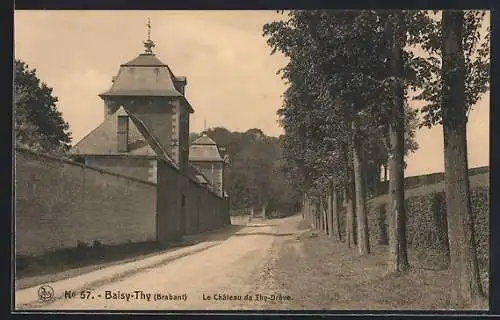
13;10;490;313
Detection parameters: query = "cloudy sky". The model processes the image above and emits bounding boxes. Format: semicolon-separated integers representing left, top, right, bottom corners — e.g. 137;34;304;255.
14;10;489;177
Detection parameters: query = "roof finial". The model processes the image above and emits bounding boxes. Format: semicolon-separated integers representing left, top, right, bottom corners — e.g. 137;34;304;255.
147;18;151;41
202;119;208;135
143;18;155;54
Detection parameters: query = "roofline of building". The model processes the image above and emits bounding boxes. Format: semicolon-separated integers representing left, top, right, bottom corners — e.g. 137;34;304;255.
191;142;217;146
188;162;212;185
98;92;182;99
125;109;179;168
98;94;194;114
67;152;225;199
189;158;226;163
68;153;159;160
17;147;157;186
181;96;195;114
119;63;166;67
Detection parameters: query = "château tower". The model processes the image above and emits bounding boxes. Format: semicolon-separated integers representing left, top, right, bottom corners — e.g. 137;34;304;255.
97;19;192;173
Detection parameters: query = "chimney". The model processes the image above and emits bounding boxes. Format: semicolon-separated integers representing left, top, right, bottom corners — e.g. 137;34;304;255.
175;76;187;95
117;115;129;153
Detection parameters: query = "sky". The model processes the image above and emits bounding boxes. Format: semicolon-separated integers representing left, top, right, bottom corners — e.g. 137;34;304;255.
14;10;490;177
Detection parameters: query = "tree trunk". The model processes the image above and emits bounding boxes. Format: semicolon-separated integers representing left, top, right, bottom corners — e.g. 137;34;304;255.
387;12;409;272
322;197;327;233
316;202;321;230
311;199;315;229
351;118;370;255
442;10;484;306
327;187;333;237
322;195;329;235
322;200;326;232
319;197;324;231
307;197;310;226
304;195;308;223
376;164;381;187
314;199;317;228
302;193;306;219
344;183;353;247
343;187;350;246
308;197;313;228
329;184;342;241
345;156;357;248
318;198;322;230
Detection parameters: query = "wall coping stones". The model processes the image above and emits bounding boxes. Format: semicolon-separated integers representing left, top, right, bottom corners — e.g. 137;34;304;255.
15;146;156;187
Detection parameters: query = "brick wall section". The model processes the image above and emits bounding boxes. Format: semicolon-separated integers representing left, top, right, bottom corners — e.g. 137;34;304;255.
155;160;182;243
85;156;155;183
156;160;230;242
15;147;157;257
16;149;231;256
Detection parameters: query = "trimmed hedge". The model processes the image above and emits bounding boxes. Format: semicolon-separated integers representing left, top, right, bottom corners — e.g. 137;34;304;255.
366;185;489;268
471;186;489;267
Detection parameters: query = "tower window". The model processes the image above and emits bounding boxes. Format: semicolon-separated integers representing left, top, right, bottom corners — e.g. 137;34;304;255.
117;115;129;152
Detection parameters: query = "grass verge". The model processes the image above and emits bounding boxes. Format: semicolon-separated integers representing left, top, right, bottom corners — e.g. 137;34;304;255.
262;218;488;310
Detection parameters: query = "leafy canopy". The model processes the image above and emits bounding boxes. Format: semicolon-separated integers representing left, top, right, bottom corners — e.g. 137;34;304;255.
14;59;72;153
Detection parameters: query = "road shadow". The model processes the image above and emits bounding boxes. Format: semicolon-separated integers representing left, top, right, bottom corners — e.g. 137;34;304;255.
246;224;278;227
15;241;168;290
182;224;247;245
233;232;298;237
16;224;245;290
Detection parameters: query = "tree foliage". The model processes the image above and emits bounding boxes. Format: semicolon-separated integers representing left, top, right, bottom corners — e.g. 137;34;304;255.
14;59;72;153
415;11;490;128
190;127;302;215
263;10;421;197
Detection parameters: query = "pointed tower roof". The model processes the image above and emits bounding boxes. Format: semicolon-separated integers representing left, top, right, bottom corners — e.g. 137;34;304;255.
192;131;217;145
99;19;193;113
189;131;224;162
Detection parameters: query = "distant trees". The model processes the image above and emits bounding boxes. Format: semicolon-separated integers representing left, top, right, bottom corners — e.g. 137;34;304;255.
14;59;72;154
191;127;302;216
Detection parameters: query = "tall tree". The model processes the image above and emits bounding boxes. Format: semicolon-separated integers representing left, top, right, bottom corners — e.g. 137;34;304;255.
414;10;489;306
386;12;410;272
351;115;370;254
328;181;342;241
441;10;485;306
14;59;72;153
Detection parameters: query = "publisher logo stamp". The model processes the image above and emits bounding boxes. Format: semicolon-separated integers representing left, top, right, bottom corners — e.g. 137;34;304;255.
38;285;54;302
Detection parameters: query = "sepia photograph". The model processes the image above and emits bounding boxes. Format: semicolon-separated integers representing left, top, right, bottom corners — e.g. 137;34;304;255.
13;10;490;312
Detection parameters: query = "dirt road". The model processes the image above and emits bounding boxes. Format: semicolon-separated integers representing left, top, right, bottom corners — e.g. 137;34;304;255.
30;216;302;310
17;214;487;311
